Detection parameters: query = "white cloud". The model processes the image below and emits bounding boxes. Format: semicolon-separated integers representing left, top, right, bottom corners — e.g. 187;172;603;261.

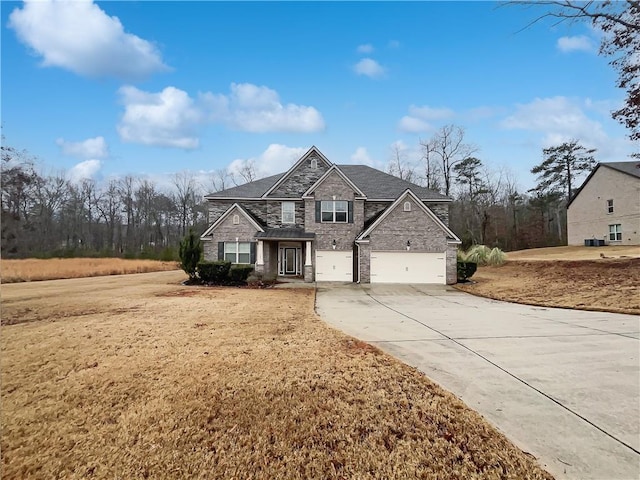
397;104;455;133
398;116;432;133
228;144;307;178
8;0;168;80
557;35;595;53
350;147;375;166
118;83;325;149
356;44;374;54
353;58;385;78
56;136;108;159
203;83;325;133
69;159;102;182
499;96;636;160
117;86;203;149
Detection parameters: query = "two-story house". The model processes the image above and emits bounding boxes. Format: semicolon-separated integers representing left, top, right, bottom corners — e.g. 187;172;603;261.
201;146;461;284
567;161;640;246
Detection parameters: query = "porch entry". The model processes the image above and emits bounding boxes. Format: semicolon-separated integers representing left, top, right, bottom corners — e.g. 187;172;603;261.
278;242;302;276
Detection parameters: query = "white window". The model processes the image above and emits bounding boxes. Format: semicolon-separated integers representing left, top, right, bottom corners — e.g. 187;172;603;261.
310;158;318;169
224;242;251;264
609;224;622;241
232;214;240;225
282;202;295;224
607;199;614;214
404;201;411;212
321;200;348;223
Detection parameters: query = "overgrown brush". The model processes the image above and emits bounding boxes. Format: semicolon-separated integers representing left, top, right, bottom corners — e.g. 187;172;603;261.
458;245;506;266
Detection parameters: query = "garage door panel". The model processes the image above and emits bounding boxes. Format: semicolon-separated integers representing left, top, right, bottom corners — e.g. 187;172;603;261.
371;252;445;284
316;250;353;281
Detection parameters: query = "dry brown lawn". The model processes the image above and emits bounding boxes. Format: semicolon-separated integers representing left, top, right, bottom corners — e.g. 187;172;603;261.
505;245;640;261
457;254;640;315
0;258;179;283
1;271;552;479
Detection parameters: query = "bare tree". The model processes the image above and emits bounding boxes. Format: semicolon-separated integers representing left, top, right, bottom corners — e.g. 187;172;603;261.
173;171;201;236
386;142;416;182
231;160;259;186
420;125;476;196
419;138;443;191
208;168;231;193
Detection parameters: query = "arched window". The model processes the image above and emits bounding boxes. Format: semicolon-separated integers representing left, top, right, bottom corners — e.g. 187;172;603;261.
310;158;318;169
403;201;411;212
232;214;240;225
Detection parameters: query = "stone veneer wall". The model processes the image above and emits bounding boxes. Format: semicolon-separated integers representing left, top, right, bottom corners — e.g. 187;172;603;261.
304;171;365;251
268;154;330;198
202;206;259;262
266;200;305;229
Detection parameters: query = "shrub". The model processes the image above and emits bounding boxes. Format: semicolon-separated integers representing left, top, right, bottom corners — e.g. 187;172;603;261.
457;261;477;282
229;265;254;283
197;261;231;283
179;230;202;280
465;245;491;265
487;247;506;266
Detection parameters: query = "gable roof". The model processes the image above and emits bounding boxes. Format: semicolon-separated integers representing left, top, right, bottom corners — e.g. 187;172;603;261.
261;146;333;197
356;189;461;243
204;148;450;201
337;165;449;201
567;161;640;208
302;165;367;198
205;173;283;199
200;203;264;239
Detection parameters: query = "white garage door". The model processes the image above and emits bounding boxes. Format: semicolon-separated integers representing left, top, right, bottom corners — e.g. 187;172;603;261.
316;250;353;282
370;252;445;284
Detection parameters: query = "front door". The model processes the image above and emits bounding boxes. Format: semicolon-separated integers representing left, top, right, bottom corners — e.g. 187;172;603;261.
284;248;297;274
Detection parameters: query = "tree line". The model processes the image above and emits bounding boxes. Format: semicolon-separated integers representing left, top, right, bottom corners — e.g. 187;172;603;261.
1;142;209;259
386;125;597;250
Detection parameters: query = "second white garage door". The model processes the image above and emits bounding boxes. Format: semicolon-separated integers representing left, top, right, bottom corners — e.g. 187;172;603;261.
316;250;353;282
370;252;445;284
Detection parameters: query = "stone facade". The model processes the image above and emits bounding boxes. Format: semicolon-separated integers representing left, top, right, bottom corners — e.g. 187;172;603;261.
268;154;330;198
567;166;640;246
202;205;259;261
266;200;305;229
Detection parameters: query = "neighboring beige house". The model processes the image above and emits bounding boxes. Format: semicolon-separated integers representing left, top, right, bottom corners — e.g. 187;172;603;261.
567;161;640;246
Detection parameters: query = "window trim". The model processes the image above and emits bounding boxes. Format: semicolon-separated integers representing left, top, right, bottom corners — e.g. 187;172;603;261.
281;201;295;224
321;200;348;223
404;201;411;212
310;158;318;170
224;241;252;264
232;214;240;225
608;224;622;242
606;199;614;214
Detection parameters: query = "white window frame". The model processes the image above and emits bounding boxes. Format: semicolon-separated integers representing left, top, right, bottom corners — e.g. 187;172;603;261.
606;199;614;214
224;241;251;264
404;201;411;212
232;214;240;225
282;201;295;224
609;224;622;241
321;200;348;223
310;158;318;170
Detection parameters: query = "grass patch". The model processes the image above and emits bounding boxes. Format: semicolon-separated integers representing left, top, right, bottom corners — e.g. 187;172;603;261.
1;272;552;479
0;258;179;283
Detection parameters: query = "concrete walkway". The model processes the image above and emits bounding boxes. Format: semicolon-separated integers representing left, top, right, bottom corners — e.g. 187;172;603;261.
315;283;640;480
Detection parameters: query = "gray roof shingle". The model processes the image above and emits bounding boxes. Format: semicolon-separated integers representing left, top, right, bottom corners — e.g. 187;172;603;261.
205;164;449;201
603;161;640;179
205;173;284;198
336;165;449;200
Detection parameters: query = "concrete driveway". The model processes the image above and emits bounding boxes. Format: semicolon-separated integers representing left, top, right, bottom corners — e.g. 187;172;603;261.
316;283;640;480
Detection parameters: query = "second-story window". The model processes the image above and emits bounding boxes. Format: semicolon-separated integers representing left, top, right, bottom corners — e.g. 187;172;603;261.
282;202;295;224
607;199;614;214
321;200;348;223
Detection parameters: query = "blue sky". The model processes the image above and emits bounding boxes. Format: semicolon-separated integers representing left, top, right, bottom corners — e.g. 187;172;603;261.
1;0;634;192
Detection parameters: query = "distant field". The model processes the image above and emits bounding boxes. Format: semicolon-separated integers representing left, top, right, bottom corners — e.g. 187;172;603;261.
0;258;179;283
506;245;640;261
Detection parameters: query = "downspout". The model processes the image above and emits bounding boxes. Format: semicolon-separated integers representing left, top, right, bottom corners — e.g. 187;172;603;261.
356;242;361;284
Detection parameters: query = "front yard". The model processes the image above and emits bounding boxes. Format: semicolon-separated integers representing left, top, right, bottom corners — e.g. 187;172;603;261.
1;271;551;479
